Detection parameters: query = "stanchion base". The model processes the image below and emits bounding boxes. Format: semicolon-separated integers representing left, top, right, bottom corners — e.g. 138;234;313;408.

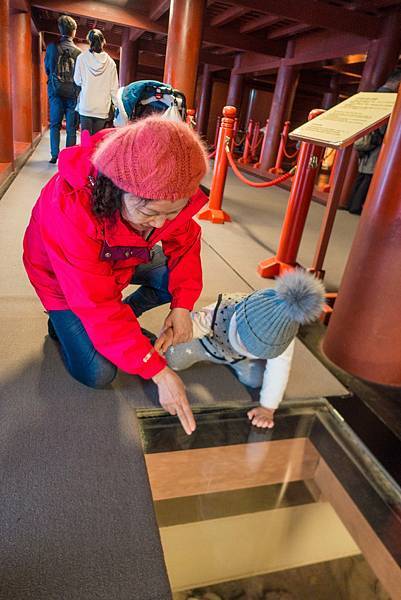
319;293;337;325
198;208;232;224
257;257;299;278
268;167;284;175
322;184;331;193
238;157;252;165
253;162;261;169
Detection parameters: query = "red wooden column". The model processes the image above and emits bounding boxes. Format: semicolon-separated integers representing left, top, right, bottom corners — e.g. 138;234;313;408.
323;87;401;385
196;64;212;137
322;74;339;110
163;0;206;108
226;55;244;108
338;7;401;208
11;9;33;147
259;56;299;172
32;30;42;138
0;0;14;166
119;31;138;86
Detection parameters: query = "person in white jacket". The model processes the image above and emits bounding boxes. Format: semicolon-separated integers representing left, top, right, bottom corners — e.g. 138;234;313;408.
158;270;325;429
74;29;118;135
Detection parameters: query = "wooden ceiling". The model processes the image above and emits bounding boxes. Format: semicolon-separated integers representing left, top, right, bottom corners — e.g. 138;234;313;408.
31;0;401;95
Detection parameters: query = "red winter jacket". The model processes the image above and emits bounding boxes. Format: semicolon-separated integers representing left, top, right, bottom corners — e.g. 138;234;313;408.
23;130;208;379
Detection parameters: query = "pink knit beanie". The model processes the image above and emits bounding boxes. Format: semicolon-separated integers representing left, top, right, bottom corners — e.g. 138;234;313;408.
91;116;209;200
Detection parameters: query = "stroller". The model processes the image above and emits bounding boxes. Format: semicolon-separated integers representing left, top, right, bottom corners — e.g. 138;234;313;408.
114;79;187;127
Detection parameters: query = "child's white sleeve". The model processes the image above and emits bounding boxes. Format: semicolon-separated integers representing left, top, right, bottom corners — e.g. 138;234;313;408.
191;303;216;338
259;340;295;409
73;54;82;86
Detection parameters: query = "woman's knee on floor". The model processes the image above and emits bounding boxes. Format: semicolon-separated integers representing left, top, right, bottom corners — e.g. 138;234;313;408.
69;357;117;389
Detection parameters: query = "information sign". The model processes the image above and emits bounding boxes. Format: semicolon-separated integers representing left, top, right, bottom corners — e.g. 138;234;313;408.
289;92;397;148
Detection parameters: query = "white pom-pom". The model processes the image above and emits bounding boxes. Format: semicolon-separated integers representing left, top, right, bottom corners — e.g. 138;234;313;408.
275;269;325;324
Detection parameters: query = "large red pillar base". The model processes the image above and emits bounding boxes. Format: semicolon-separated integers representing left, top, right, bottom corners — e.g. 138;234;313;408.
198;208;231;224
257;258;299;278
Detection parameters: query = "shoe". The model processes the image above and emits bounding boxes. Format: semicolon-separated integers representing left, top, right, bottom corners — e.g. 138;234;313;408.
49;157;57;164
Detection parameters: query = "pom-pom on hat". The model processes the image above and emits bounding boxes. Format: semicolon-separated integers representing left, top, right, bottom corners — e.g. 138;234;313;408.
91;116;209;200
235;269;325;359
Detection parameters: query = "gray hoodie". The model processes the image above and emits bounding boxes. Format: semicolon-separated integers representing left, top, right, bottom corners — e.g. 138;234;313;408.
74;49;119;119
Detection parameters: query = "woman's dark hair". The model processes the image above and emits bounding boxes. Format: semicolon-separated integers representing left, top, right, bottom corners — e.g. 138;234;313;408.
87;29;105;53
57;15;77;37
91;174;122;218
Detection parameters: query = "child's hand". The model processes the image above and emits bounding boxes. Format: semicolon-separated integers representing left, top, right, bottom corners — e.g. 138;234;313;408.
155;327;174;355
247;406;275;429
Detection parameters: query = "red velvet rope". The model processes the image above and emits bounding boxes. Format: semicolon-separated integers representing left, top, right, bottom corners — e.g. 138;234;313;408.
233;132;247;147
252;133;264;152
208;149;217;159
282;145;299;160
226;144;295;188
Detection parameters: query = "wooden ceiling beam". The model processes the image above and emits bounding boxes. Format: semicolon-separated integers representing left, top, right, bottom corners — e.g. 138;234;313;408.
138;38;234;68
203;25;285;55
210;6;248;27
240;14;281;34
348;0;401;9
266;23;313;40
31;0;166;34
233;31;370;74
231;0;379;38
149;0;170;22
129;29;145;41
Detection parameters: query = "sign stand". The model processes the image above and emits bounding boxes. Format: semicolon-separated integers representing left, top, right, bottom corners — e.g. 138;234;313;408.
258;93;397;283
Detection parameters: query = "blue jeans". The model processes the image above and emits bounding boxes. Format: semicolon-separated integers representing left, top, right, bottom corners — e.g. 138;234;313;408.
49;92;77;159
49;247;171;388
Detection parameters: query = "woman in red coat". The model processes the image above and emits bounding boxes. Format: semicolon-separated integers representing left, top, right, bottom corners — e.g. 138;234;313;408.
23;116;209;435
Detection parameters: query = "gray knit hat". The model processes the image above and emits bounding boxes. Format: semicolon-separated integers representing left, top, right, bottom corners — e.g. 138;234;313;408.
235;270;325;359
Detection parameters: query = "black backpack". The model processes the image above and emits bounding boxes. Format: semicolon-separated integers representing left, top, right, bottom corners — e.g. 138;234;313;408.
50;45;79;99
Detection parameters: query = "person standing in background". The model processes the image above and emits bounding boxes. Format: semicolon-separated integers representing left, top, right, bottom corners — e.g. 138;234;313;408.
74;29;119;135
45;15;81;164
347;70;401;215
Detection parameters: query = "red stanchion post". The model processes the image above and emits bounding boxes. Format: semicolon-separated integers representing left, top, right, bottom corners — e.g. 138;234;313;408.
186;108;196;128
213;116;221;148
250;121;260;161
254;118;269;169
258;110;325;278
198;106;236;224
269;120;290;175
238;119;254;164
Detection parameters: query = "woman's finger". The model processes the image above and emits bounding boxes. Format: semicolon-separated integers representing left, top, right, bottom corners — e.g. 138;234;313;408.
176;398;196;435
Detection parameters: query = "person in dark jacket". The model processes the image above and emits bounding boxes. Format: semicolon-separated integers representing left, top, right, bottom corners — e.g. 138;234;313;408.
44;15;81;163
347;70;401;214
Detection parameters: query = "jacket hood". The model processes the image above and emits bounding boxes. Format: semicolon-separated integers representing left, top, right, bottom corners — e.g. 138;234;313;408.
81;49;110;75
57;128;116;189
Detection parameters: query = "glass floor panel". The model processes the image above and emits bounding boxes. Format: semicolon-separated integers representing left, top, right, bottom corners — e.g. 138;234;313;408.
139;400;401;600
